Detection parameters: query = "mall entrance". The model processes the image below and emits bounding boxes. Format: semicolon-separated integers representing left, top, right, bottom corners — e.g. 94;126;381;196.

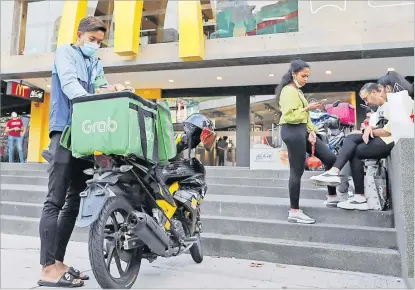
161;81;368;168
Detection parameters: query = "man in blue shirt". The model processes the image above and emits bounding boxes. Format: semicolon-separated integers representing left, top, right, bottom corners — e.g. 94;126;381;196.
38;16;123;287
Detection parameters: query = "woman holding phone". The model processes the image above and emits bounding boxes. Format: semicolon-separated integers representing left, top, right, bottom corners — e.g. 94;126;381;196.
277;60;339;224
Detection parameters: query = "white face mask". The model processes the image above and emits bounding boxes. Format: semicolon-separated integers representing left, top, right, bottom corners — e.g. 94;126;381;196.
292;75;303;88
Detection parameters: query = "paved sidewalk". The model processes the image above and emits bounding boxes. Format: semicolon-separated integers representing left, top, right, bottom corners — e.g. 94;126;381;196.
1;234;404;289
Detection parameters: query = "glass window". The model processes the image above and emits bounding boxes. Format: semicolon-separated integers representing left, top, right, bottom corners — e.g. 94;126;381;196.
139;1;179;45
21;0;115;54
23;1;65;55
205;0;299;39
249;94;288;170
158;96;237;166
88;0;114;48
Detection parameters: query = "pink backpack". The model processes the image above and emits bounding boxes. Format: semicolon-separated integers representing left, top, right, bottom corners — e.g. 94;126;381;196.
326;103;356;126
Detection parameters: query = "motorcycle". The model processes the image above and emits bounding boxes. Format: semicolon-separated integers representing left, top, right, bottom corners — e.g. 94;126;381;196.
309;100;354;155
75;113;216;289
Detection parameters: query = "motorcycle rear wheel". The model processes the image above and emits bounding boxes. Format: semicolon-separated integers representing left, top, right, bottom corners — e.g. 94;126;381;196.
89;196;142;289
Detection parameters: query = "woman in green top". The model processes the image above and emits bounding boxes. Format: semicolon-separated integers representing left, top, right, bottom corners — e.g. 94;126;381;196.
277;60;338;224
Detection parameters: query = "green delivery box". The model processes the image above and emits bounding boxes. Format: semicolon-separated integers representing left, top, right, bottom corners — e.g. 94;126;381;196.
71;91;158;161
157;101;177;162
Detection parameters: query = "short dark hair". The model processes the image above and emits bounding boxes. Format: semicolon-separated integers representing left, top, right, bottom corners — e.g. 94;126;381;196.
78;16;107;34
223;136;228;141
360;83;379;94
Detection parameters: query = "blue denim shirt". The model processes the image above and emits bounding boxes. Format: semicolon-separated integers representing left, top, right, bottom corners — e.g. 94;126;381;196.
49;44;107;134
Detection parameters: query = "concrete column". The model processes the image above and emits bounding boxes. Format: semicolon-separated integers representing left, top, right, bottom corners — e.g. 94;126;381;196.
236;94;250;167
387;138;414;288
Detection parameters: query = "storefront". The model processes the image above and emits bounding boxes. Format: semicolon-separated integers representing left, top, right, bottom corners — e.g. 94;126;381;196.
0;80;44;162
160;85;360;168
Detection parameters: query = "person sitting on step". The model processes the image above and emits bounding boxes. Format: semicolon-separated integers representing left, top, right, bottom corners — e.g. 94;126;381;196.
310;83;395;210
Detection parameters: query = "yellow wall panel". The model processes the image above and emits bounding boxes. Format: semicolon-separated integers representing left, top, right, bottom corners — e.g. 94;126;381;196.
113;0;144;56
27;94;50;163
178;1;205;61
57;0;88;46
135;88;162;100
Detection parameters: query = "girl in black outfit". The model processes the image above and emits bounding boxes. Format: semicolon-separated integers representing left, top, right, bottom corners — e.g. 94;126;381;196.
277;60;339;224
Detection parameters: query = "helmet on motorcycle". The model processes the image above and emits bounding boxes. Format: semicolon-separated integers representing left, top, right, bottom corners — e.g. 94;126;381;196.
183;114;216;151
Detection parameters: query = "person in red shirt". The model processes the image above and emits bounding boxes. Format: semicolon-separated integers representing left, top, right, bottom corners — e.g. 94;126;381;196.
6;112;24;163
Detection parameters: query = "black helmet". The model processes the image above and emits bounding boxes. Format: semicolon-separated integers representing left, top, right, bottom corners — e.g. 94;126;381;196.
183;114;216;151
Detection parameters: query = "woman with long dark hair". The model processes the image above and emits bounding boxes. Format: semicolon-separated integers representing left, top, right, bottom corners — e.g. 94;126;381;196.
277;60;338;224
377;71;414;99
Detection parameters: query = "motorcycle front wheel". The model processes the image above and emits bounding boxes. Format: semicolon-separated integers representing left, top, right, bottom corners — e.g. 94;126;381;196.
89;196;142;289
189;232;204;263
183;222;203;263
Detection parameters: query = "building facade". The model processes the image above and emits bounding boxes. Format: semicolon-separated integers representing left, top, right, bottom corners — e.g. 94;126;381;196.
1;0;414;166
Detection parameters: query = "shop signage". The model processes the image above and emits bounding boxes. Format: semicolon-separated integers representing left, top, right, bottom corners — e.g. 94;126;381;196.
254;152;273;162
6;81;44;103
250;147;290;170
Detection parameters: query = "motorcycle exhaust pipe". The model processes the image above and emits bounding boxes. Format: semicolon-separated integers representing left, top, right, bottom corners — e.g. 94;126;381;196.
127;211;170;257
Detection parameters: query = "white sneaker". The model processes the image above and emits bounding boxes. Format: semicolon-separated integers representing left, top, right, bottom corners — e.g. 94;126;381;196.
288;210;316;224
310;171;341;187
337;195;369;211
324;195;342;208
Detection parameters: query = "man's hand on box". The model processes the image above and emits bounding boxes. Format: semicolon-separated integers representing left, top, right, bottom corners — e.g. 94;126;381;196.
113;84;126;91
95;84;134;94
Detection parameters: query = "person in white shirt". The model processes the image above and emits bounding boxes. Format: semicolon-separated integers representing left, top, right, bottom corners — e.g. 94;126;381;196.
310;83;395;210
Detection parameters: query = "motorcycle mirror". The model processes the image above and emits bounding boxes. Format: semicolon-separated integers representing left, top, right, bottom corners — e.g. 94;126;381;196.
120;165;133;172
332;100;341;107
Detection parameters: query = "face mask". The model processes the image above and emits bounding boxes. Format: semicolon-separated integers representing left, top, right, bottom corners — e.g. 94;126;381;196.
292;75;303;88
80;41;99;57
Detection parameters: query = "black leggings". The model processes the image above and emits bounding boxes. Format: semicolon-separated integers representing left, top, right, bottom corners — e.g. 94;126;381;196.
333;133;394;194
281;124;337;209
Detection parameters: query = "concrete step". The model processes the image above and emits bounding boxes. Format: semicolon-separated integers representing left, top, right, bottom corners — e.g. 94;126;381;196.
0;186;394;228
1;173;321;188
0;215;400;277
202;215;397;249
207;176;319;188
0;202;396;249
1;175;49;186
206;167;320;179
208;184;326;199
202;233;401;277
1;162;48;170
201;195;394;228
1;180;327;200
0;169;48;177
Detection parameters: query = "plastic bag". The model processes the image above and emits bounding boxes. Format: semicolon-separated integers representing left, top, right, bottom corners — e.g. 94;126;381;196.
387;88;414;140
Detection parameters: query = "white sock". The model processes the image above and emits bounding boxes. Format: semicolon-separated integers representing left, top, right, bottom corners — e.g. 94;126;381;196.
327;195;340;202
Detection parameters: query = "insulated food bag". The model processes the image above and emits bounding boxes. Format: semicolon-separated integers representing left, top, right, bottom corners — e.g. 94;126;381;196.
156;101;177;163
71;91;165;162
326;103;355;126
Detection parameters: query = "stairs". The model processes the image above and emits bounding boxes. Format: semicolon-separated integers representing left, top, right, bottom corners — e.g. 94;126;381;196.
0;163;401;277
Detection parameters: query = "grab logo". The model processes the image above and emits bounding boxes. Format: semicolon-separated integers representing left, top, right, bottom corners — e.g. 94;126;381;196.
82;118;118;134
